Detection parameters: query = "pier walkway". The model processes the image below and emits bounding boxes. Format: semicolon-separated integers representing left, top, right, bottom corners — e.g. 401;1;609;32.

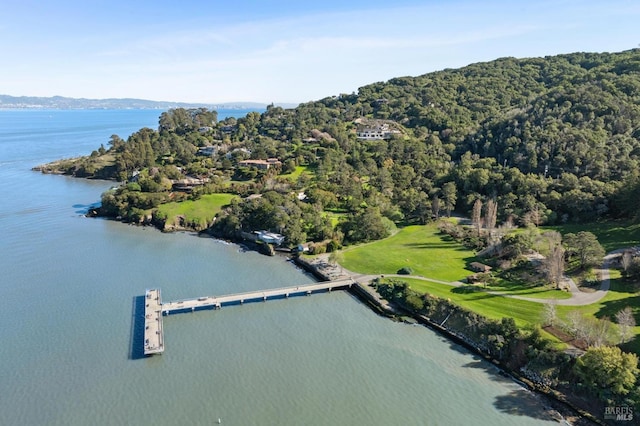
143;278;357;355
143;289;164;355
161;278;355;315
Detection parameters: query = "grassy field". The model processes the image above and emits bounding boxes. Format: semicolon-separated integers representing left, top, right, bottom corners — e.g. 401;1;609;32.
339;220;640;352
488;269;572;299
156;193;237;226
280;165;312;181
341;224;477;282
545;220;640;252
488;283;572;299
399;277;545;327
324;211;347;228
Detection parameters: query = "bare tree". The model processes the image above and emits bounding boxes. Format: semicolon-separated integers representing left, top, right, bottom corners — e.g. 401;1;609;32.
484;199;498;233
472;199;483;236
530;204;542;227
621;250;633;275
542;301;557;327
565;310;585;340
534;230;561;259
588;316;616;347
565;310;617;347
544;244;565;289
616;306;636;343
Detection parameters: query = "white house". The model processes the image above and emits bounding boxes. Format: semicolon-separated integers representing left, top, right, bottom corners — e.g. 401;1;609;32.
257;231;285;245
356;121;401;140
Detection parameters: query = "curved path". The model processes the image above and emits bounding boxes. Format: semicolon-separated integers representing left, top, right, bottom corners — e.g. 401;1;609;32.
508;251;618;306
336;250;625;307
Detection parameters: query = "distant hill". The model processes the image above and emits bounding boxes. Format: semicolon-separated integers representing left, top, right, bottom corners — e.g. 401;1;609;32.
35;48;640;225
0;94;297;110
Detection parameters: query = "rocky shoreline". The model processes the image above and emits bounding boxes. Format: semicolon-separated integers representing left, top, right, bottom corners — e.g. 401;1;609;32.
74;214;607;425
293;254;602;426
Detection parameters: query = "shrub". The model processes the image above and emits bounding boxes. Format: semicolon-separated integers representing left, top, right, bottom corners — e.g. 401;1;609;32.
326;239;340;253
397;266;413;275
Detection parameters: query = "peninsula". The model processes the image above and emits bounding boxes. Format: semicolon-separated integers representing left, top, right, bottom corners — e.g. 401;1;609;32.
35;49;640;424
0;94;296;110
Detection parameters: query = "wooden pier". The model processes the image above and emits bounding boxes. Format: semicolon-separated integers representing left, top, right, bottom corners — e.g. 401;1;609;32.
143;289;165;355
143;278;356;355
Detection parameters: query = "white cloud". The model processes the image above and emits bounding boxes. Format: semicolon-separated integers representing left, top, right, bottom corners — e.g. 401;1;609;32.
2;0;639;103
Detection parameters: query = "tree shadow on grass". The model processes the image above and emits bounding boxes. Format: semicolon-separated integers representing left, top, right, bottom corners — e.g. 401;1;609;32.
607;277;640;294
594;277;640;319
451;285;483;294
594;295;640;324
402;242;471;251
449;288;503;302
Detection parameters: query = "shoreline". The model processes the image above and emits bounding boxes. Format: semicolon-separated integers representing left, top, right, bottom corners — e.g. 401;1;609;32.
293;254;601;426
94;217;603;425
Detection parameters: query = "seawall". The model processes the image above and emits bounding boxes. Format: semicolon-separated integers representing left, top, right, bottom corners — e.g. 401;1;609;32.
293;254;601;425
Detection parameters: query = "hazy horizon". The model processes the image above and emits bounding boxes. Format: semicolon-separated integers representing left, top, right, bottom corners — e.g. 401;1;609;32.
1;0;637;104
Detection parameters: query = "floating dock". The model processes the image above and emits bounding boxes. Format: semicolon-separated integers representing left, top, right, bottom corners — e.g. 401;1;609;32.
143;278;355;355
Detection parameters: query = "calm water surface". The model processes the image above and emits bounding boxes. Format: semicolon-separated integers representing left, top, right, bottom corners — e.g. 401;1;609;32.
0;110;560;425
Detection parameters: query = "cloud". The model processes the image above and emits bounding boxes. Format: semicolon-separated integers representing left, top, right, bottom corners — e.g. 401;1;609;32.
3;0;639;103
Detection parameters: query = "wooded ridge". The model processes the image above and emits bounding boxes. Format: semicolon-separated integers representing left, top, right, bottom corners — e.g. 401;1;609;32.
36;48;640;243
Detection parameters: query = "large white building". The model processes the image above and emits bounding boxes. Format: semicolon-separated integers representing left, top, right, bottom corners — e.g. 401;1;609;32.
355;121;401;140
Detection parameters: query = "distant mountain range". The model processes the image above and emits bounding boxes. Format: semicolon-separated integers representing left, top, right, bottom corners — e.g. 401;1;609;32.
0;94;298;110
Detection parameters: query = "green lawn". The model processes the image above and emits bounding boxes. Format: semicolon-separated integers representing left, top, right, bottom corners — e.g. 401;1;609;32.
398;277;545;328
340;221;640;352
545;220;640;252
488;284;572;299
156;193;237;226
341;224;478;282
280;165;312;181
324;211;347;228
488;271;572;299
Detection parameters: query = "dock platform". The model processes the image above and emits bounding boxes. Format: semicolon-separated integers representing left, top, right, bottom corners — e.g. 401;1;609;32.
143;289;164;355
141;278;358;355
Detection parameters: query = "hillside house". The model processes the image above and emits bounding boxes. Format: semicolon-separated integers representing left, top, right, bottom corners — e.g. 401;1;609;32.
356;121;401;140
171;177;209;191
238;158;282;170
197;146;217;156
241;230;285;246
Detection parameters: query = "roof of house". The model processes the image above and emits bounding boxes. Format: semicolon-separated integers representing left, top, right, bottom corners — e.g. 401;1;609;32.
470;262;492;271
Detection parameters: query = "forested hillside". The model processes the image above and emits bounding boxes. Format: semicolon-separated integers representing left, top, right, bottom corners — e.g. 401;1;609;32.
40;48;640;244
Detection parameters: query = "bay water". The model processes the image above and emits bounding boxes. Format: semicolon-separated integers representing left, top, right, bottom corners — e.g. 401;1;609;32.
0;109;560;425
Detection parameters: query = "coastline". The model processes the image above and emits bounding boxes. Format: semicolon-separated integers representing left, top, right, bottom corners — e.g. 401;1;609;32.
73;209;606;425
293;254;601;426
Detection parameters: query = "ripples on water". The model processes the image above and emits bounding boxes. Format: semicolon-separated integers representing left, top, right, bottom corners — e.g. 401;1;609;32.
0;110;560;425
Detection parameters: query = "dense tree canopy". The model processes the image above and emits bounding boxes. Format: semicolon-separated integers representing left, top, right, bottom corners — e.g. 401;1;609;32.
574;345;639;398
51;49;640;245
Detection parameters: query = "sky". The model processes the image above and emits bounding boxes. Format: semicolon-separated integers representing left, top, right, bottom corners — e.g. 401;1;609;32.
0;0;638;104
